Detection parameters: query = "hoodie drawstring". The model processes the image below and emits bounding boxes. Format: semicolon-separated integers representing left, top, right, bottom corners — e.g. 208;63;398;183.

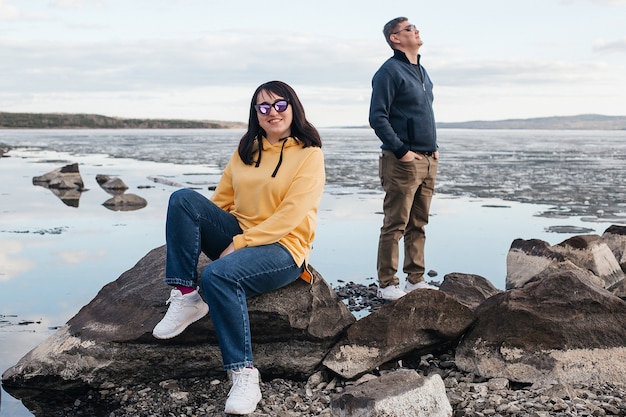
254;137;288;178
271;139;288;178
255;137;262;168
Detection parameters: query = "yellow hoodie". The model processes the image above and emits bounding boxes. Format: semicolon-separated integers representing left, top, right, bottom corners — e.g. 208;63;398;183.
211;136;325;282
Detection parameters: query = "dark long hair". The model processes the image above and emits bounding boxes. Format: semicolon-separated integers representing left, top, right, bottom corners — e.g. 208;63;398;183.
238;81;322;165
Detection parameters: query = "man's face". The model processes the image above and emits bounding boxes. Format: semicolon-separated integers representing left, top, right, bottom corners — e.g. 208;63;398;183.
391;22;423;48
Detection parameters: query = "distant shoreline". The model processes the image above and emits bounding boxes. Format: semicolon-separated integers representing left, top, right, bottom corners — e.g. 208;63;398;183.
1;111;625;130
0;111;246;130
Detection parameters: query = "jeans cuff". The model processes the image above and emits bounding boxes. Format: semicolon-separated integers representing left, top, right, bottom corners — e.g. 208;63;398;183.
223;360;254;371
164;277;196;288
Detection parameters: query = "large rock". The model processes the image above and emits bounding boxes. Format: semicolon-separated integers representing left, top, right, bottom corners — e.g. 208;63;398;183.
456;269;626;385
506;232;624;291
32;162;84;190
2;246;355;392
603;225;626;273
505;238;566;290
102;193;147;211
323;289;475;379
32;163;86;207
329;369;452;417
553;234;624;289
96;174;129;193
439;272;501;311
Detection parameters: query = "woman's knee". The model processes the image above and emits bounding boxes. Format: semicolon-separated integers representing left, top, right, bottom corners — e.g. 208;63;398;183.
200;264;224;297
169;188;196;207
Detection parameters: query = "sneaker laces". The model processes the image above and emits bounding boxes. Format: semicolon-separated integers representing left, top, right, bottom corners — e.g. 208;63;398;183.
228;369;253;397
161;291;184;324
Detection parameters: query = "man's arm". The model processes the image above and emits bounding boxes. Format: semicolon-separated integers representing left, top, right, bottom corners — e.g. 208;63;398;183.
368;69;409;159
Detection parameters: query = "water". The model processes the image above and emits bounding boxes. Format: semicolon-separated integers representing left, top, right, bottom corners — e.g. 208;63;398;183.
1;128;625;416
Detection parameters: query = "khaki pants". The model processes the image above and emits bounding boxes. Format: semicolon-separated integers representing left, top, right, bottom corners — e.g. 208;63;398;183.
377;150;438;288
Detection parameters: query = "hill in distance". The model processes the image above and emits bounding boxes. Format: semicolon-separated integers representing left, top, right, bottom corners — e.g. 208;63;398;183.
0;111;246;129
436;114;626;130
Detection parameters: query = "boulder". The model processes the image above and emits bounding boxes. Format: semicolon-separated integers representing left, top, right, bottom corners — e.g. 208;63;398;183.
455;269;626;385
32;162;84;190
102;193;147;211
32;163;86;206
553;234;624;289
603;225;626;273
506;234;624;291
439;272;501;311
505;238;566;289
329;369;452;417
96;174;129;195
1;246;355;392
323;290;474;379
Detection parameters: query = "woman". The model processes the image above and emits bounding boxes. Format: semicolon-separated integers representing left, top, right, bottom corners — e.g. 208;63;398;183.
152;81;325;415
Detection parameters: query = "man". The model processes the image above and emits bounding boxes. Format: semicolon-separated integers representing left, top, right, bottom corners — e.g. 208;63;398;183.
369;16;439;301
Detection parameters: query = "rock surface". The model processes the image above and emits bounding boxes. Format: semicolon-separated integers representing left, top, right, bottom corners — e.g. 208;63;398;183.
506;232;625;290
603;225;626;273
456;269;626;385
96;174;129;192
2;246;355;390
323;289;474;379
31;162;86;207
102;193;148;210
330;370;452;417
32;162;84;190
4;224;626;416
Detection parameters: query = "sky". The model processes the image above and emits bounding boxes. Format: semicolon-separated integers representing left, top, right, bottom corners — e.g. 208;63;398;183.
1;0;625;127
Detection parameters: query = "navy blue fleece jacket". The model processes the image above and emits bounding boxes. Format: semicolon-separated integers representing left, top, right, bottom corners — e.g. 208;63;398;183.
369;49;437;158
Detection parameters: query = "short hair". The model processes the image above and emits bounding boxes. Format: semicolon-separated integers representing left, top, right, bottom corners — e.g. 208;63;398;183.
238;81;322;165
383;16;408;49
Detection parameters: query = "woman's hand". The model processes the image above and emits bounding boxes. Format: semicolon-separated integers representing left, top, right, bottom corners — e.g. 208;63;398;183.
219;242;235;258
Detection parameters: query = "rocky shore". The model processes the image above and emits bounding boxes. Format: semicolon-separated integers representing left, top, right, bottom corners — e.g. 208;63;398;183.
15;282;626;417
32;356;626;417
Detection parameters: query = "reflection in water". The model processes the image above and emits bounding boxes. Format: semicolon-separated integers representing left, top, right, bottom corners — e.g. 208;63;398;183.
43;187;83;207
32;163;86;208
98;174;147;211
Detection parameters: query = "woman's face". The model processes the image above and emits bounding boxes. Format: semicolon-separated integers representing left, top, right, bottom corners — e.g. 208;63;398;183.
255;89;293;143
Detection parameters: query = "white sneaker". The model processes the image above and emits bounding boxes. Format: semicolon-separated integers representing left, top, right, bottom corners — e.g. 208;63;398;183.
404;280;439;292
377;284;407;300
224;367;262;415
152;288;209;339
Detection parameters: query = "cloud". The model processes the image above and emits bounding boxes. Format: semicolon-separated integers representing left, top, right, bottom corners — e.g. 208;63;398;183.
0;33;382;94
593;37;626;53
0;0;20;19
50;0;104;9
4;30;619;98
429;58;617;87
590;0;626;5
0;240;35;282
54;249;108;264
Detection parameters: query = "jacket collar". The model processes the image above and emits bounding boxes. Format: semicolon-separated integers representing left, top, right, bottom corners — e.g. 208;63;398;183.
392;49;421;66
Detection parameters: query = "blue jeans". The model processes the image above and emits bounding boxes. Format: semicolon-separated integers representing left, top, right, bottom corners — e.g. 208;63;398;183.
164;188;303;370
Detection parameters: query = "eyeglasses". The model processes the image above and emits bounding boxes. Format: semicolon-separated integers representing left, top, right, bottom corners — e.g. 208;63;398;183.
254;99;290;115
392;24;416;34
